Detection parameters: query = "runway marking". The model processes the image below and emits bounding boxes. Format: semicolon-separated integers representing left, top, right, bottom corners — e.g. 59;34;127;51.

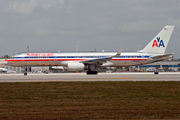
22;77;131;82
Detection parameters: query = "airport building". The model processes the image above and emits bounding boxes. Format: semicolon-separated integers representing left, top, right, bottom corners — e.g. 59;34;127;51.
0;59;50;73
135;60;180;72
0;65;50;73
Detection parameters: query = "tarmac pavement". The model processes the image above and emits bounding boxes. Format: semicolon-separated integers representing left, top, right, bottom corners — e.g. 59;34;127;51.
0;72;180;82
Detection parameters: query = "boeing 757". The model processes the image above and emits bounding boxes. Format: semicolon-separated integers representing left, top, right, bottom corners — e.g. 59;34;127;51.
5;25;175;75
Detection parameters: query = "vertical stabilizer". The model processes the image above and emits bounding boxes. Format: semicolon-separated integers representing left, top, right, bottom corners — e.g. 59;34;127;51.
140;25;174;54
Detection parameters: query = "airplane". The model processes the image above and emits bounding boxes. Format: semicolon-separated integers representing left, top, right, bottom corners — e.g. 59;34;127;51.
5;25;175;75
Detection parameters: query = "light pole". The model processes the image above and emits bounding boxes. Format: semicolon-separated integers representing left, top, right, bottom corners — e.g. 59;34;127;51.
27;46;29;53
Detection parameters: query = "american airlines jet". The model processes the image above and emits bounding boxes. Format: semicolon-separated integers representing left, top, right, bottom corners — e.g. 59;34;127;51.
5;25;175;75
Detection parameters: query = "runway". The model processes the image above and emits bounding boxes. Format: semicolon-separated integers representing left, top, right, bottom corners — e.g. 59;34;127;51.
0;72;180;82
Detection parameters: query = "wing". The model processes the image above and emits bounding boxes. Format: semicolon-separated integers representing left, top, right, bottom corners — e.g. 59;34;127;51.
80;47;123;66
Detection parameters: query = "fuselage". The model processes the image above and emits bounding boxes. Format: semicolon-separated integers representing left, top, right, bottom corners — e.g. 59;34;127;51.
5;52;160;67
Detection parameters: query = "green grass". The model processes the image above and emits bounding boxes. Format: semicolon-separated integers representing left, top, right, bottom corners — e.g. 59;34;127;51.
0;81;180;119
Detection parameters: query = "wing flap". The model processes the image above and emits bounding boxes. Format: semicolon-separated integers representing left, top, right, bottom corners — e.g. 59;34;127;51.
80;57;111;65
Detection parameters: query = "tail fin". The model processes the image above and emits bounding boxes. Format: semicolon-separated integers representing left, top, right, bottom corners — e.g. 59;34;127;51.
139;25;174;54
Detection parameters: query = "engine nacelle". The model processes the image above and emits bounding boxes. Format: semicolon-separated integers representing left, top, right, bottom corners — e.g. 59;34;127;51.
67;63;86;71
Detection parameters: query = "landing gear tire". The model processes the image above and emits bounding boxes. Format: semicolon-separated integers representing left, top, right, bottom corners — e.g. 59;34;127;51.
24;67;28;76
24;72;27;76
87;71;98;75
154;71;158;74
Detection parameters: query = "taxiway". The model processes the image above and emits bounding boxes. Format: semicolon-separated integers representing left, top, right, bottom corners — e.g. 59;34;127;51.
0;72;180;82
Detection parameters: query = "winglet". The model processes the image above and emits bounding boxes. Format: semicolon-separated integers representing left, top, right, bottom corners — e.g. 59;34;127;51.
113;46;123;57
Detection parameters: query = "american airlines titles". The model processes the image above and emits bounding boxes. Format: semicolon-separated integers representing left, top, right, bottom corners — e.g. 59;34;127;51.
26;53;53;56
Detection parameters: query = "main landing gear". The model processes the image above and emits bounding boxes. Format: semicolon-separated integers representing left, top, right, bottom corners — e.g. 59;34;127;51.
87;71;98;75
86;65;98;75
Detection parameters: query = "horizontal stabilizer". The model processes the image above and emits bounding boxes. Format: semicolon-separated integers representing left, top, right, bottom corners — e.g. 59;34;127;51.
149;54;175;61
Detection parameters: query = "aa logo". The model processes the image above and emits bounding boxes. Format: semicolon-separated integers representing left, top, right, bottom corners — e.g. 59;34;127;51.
152;37;165;47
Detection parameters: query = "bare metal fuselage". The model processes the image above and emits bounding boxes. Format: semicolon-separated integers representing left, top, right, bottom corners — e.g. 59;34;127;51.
5;52;162;67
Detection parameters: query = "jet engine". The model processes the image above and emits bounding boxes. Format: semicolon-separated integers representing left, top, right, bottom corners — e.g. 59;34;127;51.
67;63;86;71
